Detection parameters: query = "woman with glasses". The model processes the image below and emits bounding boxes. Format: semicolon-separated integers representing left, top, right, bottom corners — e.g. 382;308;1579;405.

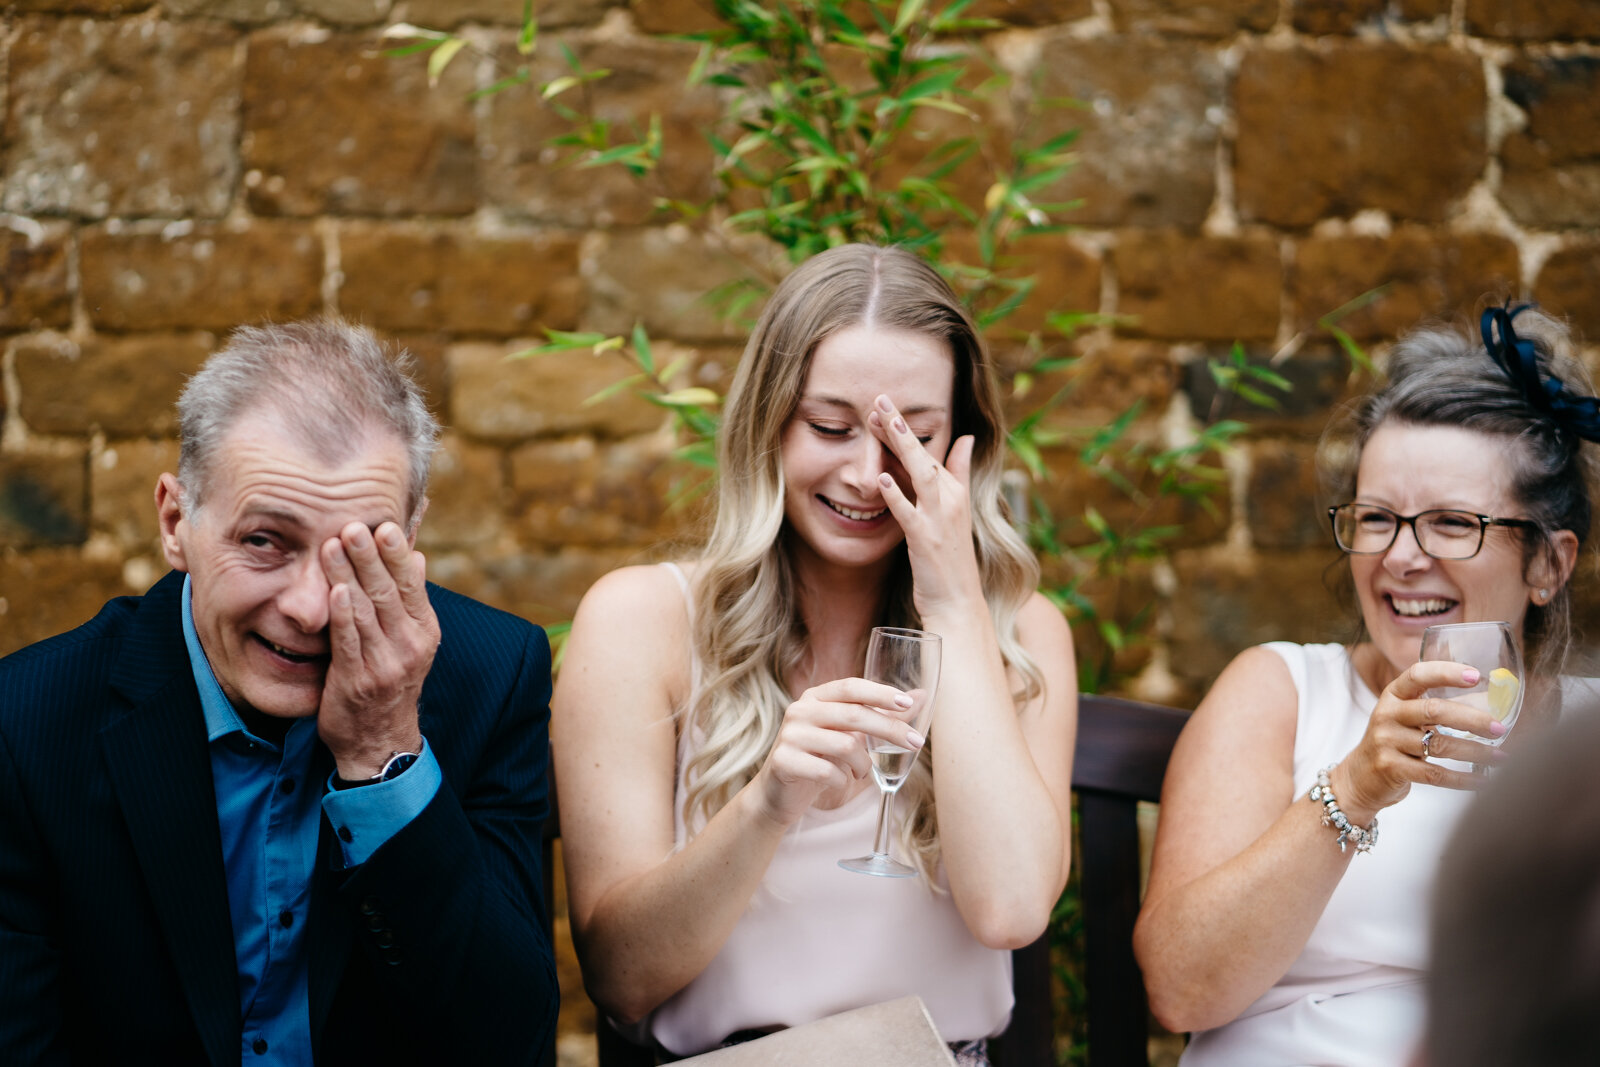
1133;306;1597;1066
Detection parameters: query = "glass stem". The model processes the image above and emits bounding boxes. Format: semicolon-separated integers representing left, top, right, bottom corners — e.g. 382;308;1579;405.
871;787;897;858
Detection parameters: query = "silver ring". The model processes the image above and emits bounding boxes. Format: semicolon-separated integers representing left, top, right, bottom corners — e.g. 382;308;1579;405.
1420;728;1436;759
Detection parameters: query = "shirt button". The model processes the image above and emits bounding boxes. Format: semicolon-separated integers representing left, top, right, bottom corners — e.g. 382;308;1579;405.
252;1038;269;1055
338;826;353;842
279;909;294;928
280;777;296;794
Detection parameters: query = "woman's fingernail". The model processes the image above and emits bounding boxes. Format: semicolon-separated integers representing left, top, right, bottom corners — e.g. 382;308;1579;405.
1489;720;1507;737
892;415;907;433
1490;746;1509;762
879;473;894;487
895;693;915;708
876;394;893;411
1462;668;1481;685
906;730;924;748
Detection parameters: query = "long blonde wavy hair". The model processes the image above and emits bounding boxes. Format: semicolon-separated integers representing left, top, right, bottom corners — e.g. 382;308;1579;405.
682;244;1044;881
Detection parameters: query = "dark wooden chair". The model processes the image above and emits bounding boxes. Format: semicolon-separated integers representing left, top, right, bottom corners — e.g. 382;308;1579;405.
543;693;1190;1067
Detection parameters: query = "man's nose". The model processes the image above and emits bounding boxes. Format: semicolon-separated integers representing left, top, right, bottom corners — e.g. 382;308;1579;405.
277;554;330;633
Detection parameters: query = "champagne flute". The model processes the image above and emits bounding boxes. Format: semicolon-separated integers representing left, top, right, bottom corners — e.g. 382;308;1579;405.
839;626;941;878
1420;621;1524;767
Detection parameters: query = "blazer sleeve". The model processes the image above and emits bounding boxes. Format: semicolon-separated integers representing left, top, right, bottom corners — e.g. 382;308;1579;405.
324;614;558;1065
0;722;68;1065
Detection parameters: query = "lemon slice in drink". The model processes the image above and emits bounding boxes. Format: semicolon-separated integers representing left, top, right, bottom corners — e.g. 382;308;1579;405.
1486;667;1520;721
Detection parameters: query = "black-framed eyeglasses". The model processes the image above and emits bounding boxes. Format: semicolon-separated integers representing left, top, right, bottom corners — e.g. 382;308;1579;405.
1328;503;1539;561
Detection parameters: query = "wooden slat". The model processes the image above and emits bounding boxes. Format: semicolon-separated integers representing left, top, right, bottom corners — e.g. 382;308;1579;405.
1073;696;1191;802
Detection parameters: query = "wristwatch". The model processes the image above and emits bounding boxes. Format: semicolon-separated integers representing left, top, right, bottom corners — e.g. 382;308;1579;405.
333;750;421;790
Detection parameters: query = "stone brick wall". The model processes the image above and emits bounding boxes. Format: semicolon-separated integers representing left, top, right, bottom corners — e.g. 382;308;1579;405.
3;0;1599;712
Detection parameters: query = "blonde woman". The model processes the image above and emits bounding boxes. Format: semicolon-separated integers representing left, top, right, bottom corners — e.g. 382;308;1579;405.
553;244;1078;1063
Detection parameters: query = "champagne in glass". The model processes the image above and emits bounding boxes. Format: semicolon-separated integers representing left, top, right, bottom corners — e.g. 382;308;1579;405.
840;626;941;878
1420;621;1524;761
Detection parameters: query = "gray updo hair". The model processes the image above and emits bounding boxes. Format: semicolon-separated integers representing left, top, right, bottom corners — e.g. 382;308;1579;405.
1322;307;1596;676
177;318;440;527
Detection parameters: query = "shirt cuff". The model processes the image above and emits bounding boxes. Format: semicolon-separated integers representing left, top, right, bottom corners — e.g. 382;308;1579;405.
321;739;442;867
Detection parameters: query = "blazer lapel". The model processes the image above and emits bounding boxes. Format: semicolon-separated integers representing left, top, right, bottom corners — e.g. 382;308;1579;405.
103;573;239;1067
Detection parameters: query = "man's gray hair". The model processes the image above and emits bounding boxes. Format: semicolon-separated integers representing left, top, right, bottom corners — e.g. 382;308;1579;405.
177;318;440;526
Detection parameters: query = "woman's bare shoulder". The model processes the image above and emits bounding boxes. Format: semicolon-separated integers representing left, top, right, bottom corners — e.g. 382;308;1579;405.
1016;590;1074;647
574;561;695;628
565;562;698;695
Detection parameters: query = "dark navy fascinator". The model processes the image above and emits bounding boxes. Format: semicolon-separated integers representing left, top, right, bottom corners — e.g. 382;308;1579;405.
1481;304;1600;444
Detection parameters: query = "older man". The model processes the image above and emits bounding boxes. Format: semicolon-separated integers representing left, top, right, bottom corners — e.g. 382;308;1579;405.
0;320;557;1064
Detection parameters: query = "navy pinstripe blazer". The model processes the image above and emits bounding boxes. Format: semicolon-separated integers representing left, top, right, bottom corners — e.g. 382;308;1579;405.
0;571;558;1066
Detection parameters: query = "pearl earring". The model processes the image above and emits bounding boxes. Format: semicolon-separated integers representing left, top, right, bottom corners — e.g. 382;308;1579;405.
1538;588;1550;603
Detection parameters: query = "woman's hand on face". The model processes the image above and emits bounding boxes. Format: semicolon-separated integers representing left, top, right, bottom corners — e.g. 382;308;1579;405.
1335;659;1508;819
751;678;926;828
867;394;983;616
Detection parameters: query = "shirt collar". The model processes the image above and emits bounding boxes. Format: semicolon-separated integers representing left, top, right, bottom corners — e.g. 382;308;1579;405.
181;574;254;744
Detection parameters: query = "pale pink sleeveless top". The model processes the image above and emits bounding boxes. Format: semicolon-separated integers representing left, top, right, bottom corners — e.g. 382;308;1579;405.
644;563;1012;1057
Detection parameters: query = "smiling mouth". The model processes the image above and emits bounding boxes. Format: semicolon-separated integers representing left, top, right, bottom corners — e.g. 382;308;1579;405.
1387;595;1458;618
820;496;889;522
256;635;327;665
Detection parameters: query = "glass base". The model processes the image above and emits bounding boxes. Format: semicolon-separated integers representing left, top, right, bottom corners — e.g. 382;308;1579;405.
839;852;916;878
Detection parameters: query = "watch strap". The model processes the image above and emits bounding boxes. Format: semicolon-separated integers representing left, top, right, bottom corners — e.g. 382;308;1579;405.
332;750;421;790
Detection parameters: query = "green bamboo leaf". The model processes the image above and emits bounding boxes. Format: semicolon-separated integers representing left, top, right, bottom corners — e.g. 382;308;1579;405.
653;387;723;408
929;14;1005;33
468;69;532;101
383;39;448;59
898;68;962;102
581;143;653;169
1247;365;1293;392
687;41;713;86
631;323;655;375
580;372;649;407
1328;324;1374;373
1033;130;1081;155
516;1;537;54
1097;619;1125;652
657;354;691;382
426;38;467;87
548;621;571;672
1233;383;1282;411
1007;432;1046;479
542;74;582;100
892;0;929;35
906;96;976;119
673;441;720;469
544;329;611;347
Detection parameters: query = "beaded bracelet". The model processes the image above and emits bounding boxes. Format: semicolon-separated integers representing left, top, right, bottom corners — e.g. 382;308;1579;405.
1308;766;1378;854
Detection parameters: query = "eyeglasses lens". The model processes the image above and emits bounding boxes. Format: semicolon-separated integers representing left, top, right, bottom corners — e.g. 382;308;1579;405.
1334;506;1483;560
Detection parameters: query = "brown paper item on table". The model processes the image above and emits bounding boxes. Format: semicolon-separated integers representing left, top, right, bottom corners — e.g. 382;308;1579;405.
673;995;957;1066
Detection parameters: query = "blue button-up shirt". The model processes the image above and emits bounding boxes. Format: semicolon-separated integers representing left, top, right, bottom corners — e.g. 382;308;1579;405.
181;576;441;1064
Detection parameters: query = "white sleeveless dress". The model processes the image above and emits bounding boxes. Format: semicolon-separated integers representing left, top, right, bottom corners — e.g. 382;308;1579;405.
643;563;1012;1057
1178;642;1475;1067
